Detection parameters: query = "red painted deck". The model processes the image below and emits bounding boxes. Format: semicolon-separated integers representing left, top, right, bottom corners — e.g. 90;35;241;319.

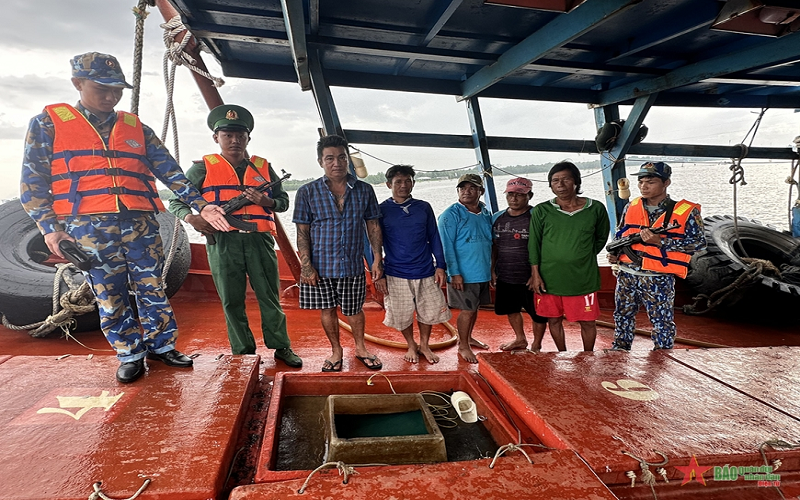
231;451;616;500
0;354;259;500
478;349;800;497
1;245;799;499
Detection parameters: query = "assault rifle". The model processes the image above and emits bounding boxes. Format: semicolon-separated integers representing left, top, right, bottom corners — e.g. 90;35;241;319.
58;239;92;271
205;169;291;245
606;222;681;265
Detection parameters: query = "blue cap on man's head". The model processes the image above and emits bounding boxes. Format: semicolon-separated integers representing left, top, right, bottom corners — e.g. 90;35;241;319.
636;161;671;180
71;52;133;89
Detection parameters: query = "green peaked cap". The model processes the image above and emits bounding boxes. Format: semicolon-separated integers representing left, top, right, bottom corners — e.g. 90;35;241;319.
207;104;254;132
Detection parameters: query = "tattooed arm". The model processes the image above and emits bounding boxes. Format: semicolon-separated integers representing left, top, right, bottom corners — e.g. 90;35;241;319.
365;218;384;284
296;223;319;286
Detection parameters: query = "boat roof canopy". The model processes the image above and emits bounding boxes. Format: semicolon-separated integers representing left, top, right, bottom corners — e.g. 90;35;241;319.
173;0;800;109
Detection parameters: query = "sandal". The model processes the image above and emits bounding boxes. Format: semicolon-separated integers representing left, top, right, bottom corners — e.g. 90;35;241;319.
321;359;343;372
355;355;382;370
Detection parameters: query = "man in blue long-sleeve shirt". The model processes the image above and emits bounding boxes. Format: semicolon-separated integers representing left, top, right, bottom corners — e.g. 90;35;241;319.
377;165;451;364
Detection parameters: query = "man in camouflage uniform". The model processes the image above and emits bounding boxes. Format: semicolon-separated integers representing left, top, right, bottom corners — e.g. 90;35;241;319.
20;52;229;383
608;161;706;350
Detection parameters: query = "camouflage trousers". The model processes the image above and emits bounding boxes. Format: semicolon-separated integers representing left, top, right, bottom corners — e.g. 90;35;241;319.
65;214;178;362
611;271;676;350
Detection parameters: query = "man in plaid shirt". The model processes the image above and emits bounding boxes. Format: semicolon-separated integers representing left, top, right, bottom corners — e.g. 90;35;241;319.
293;135;385;372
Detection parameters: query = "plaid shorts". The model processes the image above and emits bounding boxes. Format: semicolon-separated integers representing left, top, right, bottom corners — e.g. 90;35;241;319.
299;274;367;316
383;275;452;330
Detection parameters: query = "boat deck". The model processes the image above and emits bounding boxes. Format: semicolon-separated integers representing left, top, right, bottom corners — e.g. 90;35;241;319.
1;248;799;499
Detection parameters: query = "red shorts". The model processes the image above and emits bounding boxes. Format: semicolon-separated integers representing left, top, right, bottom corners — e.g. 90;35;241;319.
534;292;599;322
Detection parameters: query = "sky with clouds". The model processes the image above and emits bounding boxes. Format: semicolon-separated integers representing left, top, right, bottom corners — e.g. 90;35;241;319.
1;0;798;202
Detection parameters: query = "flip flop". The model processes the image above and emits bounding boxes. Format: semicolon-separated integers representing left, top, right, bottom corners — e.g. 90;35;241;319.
355;355;382;370
321;359;343;372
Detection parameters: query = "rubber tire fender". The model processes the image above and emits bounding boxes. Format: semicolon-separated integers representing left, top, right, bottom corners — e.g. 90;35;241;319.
686;215;800;297
0;200;191;332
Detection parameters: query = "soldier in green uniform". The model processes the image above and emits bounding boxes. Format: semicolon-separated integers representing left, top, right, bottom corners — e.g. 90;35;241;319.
169;105;302;367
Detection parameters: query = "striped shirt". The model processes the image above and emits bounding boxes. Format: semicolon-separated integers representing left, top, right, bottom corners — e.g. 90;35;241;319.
292;174;381;278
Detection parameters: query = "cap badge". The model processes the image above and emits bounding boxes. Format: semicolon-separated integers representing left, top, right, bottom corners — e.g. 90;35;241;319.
105;59;116;68
226;110;238;120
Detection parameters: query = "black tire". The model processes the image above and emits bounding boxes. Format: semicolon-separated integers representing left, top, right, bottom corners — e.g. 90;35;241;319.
0;200;190;332
685;215;800;322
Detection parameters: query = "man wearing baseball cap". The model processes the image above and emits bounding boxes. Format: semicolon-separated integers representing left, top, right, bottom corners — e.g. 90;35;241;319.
608;161;706;350
20;52;229;383
169;104;302;368
438;173;493;363
491;178;548;352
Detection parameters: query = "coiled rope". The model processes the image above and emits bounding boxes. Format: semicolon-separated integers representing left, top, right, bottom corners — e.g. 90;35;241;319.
159;15;224;166
729;107;767;259
1;264;96;337
684;257;782;315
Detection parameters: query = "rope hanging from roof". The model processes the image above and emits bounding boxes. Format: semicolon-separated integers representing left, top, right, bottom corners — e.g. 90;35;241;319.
129;0;151;115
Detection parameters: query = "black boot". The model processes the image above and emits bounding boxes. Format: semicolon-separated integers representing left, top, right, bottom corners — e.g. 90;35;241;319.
116;359;145;383
146;350;194;367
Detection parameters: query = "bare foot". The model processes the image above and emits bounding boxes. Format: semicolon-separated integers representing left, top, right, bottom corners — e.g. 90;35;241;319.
500;340;528;351
458;347;478;364
529;342;542;353
418;346;439;364
404;346;419;363
469;337;489;350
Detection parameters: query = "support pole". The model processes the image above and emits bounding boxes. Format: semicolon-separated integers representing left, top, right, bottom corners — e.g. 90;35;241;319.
593;104;624;230
466;96;498;212
593;94;656;230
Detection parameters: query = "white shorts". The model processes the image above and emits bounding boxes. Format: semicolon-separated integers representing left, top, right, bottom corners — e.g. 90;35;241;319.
383;275;452;330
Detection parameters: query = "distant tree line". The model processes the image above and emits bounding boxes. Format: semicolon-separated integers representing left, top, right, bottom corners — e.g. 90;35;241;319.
280;159;603;191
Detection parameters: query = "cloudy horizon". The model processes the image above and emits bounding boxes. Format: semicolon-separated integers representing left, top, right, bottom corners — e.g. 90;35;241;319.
1;0;798;203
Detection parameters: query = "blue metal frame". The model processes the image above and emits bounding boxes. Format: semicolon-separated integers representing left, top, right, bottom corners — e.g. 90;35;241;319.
280;0;311;91
466;97;498;212
596;30;800;107
593;94;656;230
460;0;639;100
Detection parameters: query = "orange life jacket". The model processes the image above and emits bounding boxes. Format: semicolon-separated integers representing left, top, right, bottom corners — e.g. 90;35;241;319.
618;197;699;278
46;103;164;216
201;154;276;234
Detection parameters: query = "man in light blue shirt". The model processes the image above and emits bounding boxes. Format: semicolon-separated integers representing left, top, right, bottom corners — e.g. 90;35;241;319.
438;173;493;363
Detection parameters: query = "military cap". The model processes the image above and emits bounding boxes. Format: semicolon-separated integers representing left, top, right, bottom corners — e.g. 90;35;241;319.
457;173;483;188
636;161;672;180
71;52;133;88
207;104;254;133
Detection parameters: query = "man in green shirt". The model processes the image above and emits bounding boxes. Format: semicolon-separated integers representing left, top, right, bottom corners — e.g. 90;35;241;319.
529;161;610;351
169;104;302;367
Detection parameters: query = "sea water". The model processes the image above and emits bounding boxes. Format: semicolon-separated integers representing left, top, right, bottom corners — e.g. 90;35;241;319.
185;160;797;250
